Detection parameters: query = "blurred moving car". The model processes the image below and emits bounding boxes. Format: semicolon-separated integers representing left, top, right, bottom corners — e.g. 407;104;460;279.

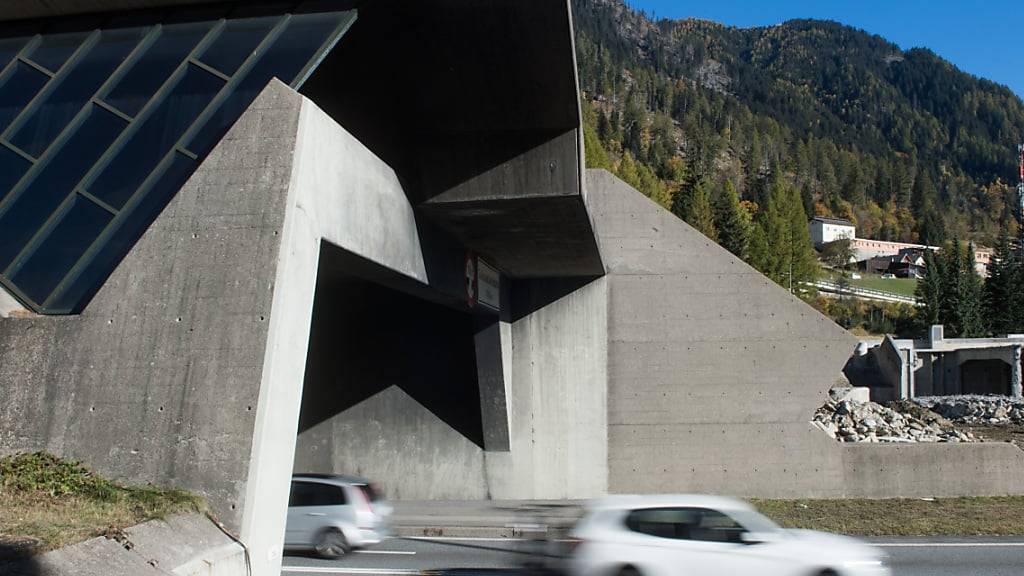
284;474;393;558
568;495;889;576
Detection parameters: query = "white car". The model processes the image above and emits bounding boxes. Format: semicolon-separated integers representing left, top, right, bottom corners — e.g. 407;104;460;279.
568;495;889;576
284;474;393;558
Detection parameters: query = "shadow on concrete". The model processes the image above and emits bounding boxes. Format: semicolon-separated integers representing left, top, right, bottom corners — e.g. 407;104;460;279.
509;276;603;323
300;0;578;202
296;244;484;448
0;542;42;576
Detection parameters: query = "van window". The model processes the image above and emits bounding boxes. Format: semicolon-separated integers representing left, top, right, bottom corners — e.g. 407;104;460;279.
289;481;347;507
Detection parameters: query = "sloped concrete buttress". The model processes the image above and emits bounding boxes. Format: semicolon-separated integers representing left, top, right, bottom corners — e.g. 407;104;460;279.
585;168;1024;498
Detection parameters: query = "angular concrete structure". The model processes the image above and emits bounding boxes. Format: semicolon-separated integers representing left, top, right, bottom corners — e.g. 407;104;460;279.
0;3;1022;576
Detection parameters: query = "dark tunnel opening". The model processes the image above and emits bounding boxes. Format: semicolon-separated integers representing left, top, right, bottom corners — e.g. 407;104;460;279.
295;242;486;470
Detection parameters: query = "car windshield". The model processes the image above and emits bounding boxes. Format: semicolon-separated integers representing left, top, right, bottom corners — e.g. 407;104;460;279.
728;509;782;534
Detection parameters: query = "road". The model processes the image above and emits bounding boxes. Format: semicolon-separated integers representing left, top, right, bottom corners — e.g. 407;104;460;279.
281;535;1024;576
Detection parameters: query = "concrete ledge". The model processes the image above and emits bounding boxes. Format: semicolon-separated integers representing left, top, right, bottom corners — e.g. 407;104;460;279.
3;514;248;576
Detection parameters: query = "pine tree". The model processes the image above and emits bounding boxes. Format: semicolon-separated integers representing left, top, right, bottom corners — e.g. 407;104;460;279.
959;243;985;337
1011;251;1024;333
747;220;772;275
916;249;943;329
984;219;1015;335
940;239;962;335
758;177;791;286
784;182;820;289
684;179;718;241
713;180;751;259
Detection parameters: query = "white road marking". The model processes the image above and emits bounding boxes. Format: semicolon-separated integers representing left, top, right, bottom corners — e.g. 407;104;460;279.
354;550;417;555
281;568;421;574
877;542;1024;548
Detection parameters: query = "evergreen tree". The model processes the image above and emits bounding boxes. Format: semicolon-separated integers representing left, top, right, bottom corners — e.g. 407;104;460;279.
984;219;1015;335
681;179;718;241
747;220;772;275
939;239;962;335
713;180;751;259
757;177;791;286
959;243;985;337
915;249;943;329
784;182;820;289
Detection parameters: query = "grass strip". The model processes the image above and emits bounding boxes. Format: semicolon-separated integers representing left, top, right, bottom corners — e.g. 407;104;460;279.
753;497;1024;536
0;452;204;553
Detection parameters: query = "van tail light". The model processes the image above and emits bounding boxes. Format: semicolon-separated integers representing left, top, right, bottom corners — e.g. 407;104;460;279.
355;485;374;513
564;538;585;554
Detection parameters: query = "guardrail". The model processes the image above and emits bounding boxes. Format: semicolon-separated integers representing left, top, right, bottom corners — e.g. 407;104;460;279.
813;280;918;305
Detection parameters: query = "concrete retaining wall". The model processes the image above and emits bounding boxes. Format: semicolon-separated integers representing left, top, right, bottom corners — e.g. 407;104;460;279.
586;169;1024;499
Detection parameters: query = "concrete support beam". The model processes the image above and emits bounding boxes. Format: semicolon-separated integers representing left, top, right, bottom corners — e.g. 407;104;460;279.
475;317;511;451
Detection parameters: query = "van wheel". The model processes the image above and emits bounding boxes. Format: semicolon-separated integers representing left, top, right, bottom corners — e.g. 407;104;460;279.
618;566;642;576
315;528;350;558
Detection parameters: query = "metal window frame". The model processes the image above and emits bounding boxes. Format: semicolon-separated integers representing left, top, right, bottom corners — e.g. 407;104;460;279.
0;5;356;315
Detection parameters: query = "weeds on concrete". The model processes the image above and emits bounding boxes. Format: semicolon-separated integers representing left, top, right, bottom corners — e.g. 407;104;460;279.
0;452;204;553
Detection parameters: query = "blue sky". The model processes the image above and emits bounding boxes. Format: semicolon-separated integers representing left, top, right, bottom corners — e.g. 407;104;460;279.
626;0;1022;98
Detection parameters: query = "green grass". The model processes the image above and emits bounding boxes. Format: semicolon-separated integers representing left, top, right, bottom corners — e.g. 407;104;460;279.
850;275;918;297
827;272;918;298
753;497;1024;536
0;453;204;554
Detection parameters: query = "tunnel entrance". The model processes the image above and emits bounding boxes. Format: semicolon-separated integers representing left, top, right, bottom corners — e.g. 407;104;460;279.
291;242;496;500
960;359;1011;396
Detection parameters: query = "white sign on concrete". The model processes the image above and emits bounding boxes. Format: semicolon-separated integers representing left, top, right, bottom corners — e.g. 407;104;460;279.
478;259;500;311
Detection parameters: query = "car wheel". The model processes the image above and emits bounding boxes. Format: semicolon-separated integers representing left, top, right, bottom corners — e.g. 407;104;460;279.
618;565;642;576
816;570;838;576
315;528;350;559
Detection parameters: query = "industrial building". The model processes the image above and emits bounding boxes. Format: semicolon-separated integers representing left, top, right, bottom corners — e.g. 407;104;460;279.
0;2;1022;575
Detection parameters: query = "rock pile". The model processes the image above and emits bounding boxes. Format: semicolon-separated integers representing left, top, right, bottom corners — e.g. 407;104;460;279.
913;396;1024;426
813;395;976;443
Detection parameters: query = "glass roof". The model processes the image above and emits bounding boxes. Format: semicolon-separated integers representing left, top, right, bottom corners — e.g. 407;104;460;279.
0;3;354;313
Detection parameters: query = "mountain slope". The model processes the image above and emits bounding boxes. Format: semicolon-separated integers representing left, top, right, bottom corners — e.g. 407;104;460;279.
573;0;1024;244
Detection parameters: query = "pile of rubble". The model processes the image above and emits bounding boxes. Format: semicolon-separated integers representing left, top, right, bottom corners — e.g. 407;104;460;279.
813;391;975;443
912;396;1024;426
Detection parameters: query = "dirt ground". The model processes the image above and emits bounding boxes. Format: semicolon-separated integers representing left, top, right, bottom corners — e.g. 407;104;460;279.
967;424;1024;451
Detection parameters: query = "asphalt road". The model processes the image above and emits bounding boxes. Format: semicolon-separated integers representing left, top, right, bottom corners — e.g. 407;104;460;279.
280;536;1024;576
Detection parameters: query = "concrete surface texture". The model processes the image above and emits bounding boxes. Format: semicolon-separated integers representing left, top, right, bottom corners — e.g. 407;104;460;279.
0;79;301;529
0;285;29;318
585;168;1024;498
0;514;245;576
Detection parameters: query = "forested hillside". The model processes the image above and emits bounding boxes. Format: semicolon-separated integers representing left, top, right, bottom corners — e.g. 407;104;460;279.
573;0;1024;260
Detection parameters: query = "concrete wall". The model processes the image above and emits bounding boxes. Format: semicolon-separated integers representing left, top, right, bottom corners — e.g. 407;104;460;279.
587;169;854;498
0;80;300;530
586;169;1024;499
483;277;609;499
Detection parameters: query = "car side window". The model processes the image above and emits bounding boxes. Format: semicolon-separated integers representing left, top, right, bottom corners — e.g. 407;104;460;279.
625;508;700;539
690;509;745;543
289;481;347;507
625;508;746;543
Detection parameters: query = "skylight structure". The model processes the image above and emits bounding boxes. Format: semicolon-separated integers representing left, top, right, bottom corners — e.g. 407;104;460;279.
0;4;354;313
